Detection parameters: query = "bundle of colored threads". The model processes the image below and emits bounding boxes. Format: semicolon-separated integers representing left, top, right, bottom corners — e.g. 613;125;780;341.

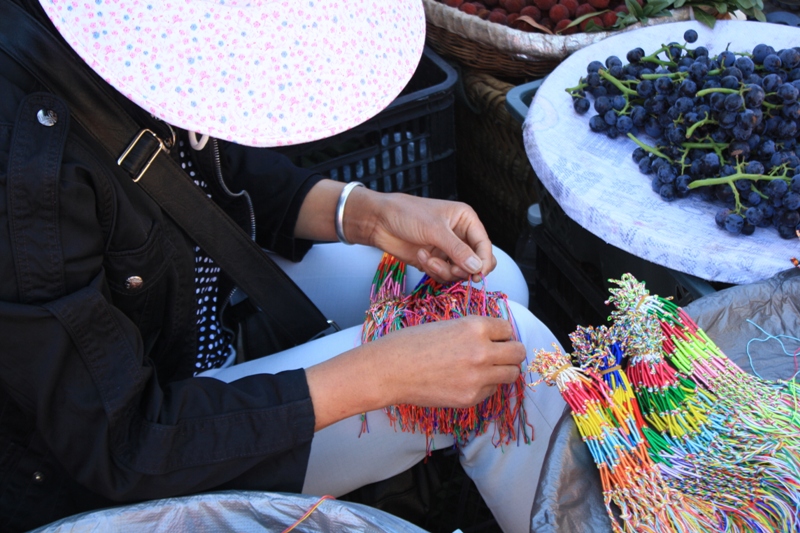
531;345;718;533
530;273;800;532
606;274;800;531
590;304;786;530
360;253;530;450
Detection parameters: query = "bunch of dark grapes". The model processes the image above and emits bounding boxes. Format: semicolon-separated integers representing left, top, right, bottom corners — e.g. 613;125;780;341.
567;28;800;238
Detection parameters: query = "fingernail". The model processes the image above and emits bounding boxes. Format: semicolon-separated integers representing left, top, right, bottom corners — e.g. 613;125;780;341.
465;256;482;274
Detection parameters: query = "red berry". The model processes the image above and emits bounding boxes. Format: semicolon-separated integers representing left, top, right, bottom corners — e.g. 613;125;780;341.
554;18;576;34
477;7;492;17
548;4;569;23
579;14;602;30
520;5;542;20
500;0;526;12
533;0;557;11
539;16;554;30
507;12;520;24
601;10;618;27
444;0;465;7
559;0;579;16
613;4;629;12
488;10;508;23
574;3;596;17
587;0;609;9
459;2;479;14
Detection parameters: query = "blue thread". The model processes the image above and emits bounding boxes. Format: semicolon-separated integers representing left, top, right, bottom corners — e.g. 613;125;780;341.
745;319;800;381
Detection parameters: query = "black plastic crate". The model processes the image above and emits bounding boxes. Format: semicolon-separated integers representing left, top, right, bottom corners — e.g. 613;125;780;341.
273;47;458;200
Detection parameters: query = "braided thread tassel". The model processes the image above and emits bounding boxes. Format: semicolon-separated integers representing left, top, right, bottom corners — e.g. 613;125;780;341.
529;273;800;532
530;346;719;533
605;274;800;531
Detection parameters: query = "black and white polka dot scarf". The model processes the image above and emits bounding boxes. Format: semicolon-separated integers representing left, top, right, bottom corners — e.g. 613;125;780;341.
177;140;234;375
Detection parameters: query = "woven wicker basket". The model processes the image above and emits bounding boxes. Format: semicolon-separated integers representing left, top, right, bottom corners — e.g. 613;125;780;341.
455;70;539;254
423;0;692;80
426;22;560;80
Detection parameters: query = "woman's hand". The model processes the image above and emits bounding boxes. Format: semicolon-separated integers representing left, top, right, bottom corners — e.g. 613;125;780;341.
295;180;496;283
357;191;496;283
305;316;525;431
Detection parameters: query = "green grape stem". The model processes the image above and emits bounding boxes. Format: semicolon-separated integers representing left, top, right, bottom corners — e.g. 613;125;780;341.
751;184;768;199
728;181;743;212
641;71;687;81
565;81;588;97
679;150;691;174
684;114;715;139
639;45;677;67
598;69;638;97
695;87;740;98
681;140;728;160
688;173;789;189
627;133;673;163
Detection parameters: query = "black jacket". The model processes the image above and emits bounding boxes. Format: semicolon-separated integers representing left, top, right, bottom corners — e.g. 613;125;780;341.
0;1;326;530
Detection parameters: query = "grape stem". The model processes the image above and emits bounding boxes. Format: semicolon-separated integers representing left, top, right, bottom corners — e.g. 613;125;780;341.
695;87;739;98
728;181;742;212
639;45;677;67
598;69;638;97
565;80;587;97
681;140;727;160
688;172;788;189
627;133;674;163
641;72;686;81
684;114;716;139
751;183;768;199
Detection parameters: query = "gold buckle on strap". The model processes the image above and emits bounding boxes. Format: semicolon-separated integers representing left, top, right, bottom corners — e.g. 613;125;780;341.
117;129;168;183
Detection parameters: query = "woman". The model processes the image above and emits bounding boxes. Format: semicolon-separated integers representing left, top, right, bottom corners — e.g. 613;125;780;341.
0;0;564;531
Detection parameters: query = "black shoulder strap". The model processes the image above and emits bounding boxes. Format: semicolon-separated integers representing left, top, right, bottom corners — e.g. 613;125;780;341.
0;0;330;347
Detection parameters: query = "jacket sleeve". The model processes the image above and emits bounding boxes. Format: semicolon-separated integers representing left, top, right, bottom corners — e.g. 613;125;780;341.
0;281;316;500
0;90;316;502
223;144;327;261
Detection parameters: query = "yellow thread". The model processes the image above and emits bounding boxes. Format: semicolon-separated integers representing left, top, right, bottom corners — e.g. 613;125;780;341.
546;362;574;382
281;494;335;533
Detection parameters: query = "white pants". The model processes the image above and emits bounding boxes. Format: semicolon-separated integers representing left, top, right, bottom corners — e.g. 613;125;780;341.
202;243;565;533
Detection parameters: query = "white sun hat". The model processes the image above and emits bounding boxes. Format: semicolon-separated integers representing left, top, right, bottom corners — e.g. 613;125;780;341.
37;0;426;148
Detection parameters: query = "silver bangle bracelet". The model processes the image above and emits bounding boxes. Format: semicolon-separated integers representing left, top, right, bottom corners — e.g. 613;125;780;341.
335;181;365;245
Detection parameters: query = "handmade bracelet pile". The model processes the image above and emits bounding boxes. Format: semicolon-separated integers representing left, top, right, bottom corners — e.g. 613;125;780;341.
531;273;800;533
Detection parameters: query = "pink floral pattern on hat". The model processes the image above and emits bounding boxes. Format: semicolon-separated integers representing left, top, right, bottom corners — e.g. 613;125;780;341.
39;0;426;147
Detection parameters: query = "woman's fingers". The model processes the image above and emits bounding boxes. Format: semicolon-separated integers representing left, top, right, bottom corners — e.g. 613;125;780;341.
370;316;526;409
